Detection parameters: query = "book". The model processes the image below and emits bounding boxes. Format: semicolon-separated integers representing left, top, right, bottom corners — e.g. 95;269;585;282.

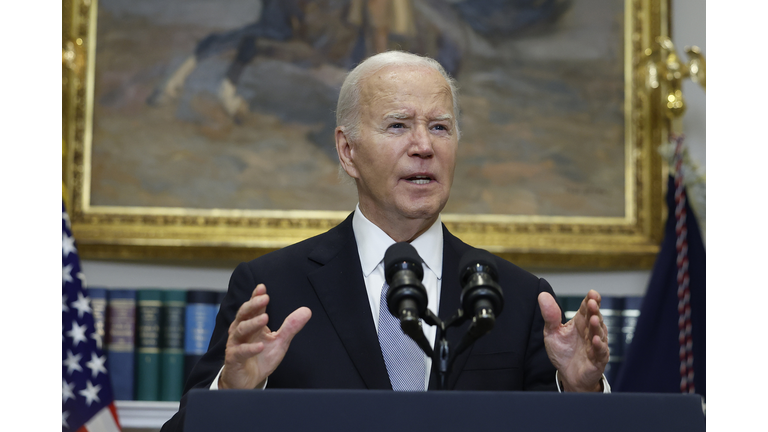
107;289;137;401
184;290;221;383
135;289;163;401
160;289;186;401
620;296;643;347
617;295;644;378
599;296;625;385
560;295;584;321
88;287;108;351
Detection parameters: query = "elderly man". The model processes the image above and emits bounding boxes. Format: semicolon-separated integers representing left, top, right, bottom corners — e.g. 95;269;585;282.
161;51;609;431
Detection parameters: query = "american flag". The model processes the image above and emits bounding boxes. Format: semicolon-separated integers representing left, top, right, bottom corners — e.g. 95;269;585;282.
62;202;122;431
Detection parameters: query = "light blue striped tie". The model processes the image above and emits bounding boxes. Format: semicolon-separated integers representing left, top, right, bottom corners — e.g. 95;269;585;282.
378;282;426;391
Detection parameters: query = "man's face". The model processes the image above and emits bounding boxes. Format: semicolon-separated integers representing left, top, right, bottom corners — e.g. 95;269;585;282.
340;65;458;229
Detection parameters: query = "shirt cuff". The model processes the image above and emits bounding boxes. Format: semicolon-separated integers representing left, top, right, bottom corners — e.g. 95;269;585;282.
209;366;268;390
555;370;611;393
209;367;224;390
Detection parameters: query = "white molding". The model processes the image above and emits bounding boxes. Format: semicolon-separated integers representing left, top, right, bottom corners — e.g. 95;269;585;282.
116;401;179;428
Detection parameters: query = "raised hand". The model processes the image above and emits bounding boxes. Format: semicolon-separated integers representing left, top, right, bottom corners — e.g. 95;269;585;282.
219;284;312;389
538;289;609;392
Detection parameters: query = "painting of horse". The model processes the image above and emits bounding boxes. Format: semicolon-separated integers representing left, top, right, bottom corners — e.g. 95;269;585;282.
90;0;625;217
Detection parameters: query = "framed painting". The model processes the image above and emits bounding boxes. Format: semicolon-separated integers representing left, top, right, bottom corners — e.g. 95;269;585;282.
63;0;670;269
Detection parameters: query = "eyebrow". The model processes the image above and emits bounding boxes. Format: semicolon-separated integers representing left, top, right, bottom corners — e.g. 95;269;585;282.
383;112;454;121
383;112;407;121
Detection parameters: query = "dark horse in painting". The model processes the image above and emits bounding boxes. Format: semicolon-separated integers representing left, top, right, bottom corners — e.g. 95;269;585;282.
147;0;571;119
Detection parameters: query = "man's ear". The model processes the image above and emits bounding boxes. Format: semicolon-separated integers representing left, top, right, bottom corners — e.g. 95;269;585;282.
335;127;359;179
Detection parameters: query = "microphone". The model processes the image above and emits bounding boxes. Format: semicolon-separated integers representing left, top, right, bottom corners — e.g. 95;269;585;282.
383;242;433;356
458;248;504;336
384;242;428;322
443;248;506;373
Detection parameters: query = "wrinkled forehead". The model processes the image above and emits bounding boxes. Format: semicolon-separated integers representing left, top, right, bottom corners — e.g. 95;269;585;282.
360;65;453;106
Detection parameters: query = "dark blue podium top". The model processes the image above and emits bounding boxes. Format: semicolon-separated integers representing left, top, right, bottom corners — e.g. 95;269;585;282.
184;389;705;432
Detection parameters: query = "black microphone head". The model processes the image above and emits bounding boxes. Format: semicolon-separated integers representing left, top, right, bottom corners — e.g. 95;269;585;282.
384;242;424;283
459;248;504;318
383;242;427;318
458;248;498;285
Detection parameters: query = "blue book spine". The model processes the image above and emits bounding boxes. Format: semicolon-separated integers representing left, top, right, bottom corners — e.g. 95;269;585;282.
184;290;220;382
107;289;137;401
561;295;584;321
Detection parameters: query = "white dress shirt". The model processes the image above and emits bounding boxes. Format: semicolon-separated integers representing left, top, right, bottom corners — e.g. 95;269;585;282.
352;205;443;390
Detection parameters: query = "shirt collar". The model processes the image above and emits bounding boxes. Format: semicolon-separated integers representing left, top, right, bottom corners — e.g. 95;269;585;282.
352;204;443;279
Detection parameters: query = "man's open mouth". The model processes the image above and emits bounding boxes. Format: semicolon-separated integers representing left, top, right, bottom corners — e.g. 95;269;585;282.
406;175;433;185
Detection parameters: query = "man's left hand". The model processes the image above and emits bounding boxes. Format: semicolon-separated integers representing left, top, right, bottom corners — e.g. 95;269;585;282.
538;290;609;392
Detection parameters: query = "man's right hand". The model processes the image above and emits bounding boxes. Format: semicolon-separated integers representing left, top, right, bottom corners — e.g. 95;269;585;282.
219;284;312;389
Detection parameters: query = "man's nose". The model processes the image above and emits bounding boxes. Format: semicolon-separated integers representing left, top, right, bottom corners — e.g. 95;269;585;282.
408;124;434;158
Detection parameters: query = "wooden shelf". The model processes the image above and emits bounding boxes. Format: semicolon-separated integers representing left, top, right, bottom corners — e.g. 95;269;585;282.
116;401;179;429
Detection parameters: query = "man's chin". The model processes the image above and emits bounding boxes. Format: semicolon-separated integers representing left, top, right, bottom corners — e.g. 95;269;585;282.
397;199;448;221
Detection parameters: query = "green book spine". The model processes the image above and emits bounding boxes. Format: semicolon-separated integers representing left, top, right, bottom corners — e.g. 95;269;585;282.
561;295;584;321
160;290;186;401
135;289;163;401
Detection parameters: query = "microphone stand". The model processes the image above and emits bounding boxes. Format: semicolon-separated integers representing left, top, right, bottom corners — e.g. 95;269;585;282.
405;307;496;390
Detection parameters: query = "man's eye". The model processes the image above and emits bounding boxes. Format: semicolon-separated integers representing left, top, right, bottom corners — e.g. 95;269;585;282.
389;123;404;129
433;124;447;131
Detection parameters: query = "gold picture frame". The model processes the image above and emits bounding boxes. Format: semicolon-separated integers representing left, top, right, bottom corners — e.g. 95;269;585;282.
63;0;670;269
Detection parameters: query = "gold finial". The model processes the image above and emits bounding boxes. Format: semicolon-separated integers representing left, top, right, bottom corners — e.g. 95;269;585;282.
685;46;706;89
645;36;706;120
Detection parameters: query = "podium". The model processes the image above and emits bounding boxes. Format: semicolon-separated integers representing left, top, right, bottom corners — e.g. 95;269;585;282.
184;389;705;431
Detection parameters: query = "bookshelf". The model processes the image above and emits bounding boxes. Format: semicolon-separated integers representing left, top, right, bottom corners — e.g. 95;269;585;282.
96;287;222;430
116;400;178;429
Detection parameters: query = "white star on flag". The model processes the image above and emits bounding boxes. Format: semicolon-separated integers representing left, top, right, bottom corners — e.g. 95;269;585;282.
62;263;74;286
66;321;89;347
63;231;77;257
63;379;76;403
63;350;83;376
86;352;108;379
79;380;102;407
62;201;122;431
71;291;92;319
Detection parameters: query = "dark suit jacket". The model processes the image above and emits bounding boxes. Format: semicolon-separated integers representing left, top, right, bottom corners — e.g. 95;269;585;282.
162;213;559;431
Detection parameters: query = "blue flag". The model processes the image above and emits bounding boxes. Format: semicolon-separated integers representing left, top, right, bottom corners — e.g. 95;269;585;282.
62;201;122;431
613;176;706;397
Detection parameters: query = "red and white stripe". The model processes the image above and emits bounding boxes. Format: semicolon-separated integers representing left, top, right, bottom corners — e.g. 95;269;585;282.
672;134;695;394
78;403;121;432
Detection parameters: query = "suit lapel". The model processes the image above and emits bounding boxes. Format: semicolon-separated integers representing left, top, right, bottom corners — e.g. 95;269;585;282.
306;215;391;390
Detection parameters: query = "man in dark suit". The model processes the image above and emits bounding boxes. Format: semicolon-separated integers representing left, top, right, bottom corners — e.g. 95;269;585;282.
162;51;609;431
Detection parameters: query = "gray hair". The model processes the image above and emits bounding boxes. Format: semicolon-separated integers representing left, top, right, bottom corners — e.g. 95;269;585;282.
335;51;461;144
